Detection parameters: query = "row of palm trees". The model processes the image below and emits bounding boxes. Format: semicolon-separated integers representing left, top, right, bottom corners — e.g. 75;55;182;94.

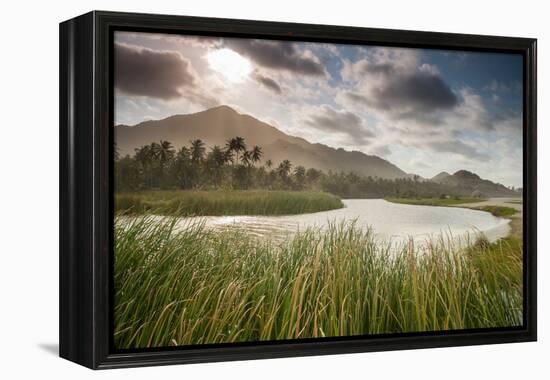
130;137;264;169
115;136;303;191
115;136;478;198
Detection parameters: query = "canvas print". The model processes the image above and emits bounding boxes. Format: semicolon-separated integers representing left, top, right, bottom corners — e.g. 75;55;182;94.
113;31;523;350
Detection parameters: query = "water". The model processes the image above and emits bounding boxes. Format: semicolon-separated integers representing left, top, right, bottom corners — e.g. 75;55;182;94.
168;199;510;246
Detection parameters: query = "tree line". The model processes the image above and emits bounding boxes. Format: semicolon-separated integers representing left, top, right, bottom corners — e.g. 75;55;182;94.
115;137;481;198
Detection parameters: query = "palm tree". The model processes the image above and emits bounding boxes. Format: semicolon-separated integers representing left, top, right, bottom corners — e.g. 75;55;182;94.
225;137;246;165
134;145;152;168
265;159;273;170
306;167;322;184
134;145;154;188
207;145;226;186
149;142;161;160
294;165;306;178
158;140;175;165
190;139;206;163
209;145;226;168
250;145;263;166
150;140;175;187
277;160;292;179
173;146;192;189
223;148;234;164
294;165;306;190
241;150;252;166
176;146;190;161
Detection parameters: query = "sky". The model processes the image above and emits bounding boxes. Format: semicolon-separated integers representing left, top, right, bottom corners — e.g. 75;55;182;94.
114;31;523;188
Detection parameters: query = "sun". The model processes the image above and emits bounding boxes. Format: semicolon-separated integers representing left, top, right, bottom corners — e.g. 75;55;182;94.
207;48;252;83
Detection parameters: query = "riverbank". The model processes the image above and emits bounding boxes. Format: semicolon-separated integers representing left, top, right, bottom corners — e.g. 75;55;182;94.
114;216;522;349
387;197;523;241
454;197;523;240
385;197;485;207
115;190;344;216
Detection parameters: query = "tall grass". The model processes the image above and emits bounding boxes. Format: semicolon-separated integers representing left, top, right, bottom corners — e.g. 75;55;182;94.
386;197;485;207
115;190;344;216
474;205;517;217
114;216;523;349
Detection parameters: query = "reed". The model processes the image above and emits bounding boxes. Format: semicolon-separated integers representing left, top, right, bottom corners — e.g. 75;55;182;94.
114;216;523;349
386;197;484;207
115;190;344;216
474;205;517;217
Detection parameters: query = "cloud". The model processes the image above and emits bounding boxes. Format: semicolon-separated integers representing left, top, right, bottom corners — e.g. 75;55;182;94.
341;63;457;114
483;79;522;94
304;105;375;144
341;47;419;80
426;140;489;161
186;91;220;109
375;72;457;111
225;39;325;76
335;47;521;173
448;87;500;131
252;71;282;94
115;43;197;99
338;48;458;124
369;144;391;157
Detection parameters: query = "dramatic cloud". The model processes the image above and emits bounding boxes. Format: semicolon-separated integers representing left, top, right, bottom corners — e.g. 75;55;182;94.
373;71;457;111
115;43;196;99
338;48;459;128
340;58;458;117
304;105;375;144
446;87;523;132
113;32;524;186
426;140;489;161
253;71;282;94
226;39;325;76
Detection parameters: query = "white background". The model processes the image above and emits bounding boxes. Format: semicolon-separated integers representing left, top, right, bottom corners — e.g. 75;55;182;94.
0;0;547;378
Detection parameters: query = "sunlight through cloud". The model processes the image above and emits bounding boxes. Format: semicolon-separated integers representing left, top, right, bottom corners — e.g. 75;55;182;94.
207;48;252;83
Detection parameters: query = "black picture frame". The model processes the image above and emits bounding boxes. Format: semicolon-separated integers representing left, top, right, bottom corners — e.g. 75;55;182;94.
59;10;537;369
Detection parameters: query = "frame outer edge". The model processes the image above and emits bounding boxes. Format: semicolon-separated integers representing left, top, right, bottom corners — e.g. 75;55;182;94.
59;16;73;363
58;10;538;369
59;11;97;369
528;38;537;340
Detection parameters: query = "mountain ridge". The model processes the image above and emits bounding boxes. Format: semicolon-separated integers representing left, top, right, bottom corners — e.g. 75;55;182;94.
115;105;408;179
430;169;517;197
115;105;518;196
431;171;451;183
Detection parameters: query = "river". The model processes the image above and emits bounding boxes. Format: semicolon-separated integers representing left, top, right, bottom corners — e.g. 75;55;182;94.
166;199;511;246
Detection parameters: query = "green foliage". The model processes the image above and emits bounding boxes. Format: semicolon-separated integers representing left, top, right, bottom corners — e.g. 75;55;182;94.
386;197;485;207
475;205;517;217
114;218;523;349
115;138;494;198
115;190;344;216
385;199;518;219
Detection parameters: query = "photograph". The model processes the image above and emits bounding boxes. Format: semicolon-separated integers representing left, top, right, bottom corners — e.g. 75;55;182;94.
113;31;524;350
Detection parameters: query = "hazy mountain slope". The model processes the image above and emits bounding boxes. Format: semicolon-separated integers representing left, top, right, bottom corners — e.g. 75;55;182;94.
433;170;518;197
431;171;451;183
115;105;408;179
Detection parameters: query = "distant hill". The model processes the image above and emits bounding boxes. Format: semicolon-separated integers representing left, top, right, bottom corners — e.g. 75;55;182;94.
430;170;518;197
431;171;451;183
115;105;408;179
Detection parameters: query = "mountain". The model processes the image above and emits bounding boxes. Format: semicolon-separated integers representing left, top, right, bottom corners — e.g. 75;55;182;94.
115;105;408;179
431;171;451;183
431;170;517;197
